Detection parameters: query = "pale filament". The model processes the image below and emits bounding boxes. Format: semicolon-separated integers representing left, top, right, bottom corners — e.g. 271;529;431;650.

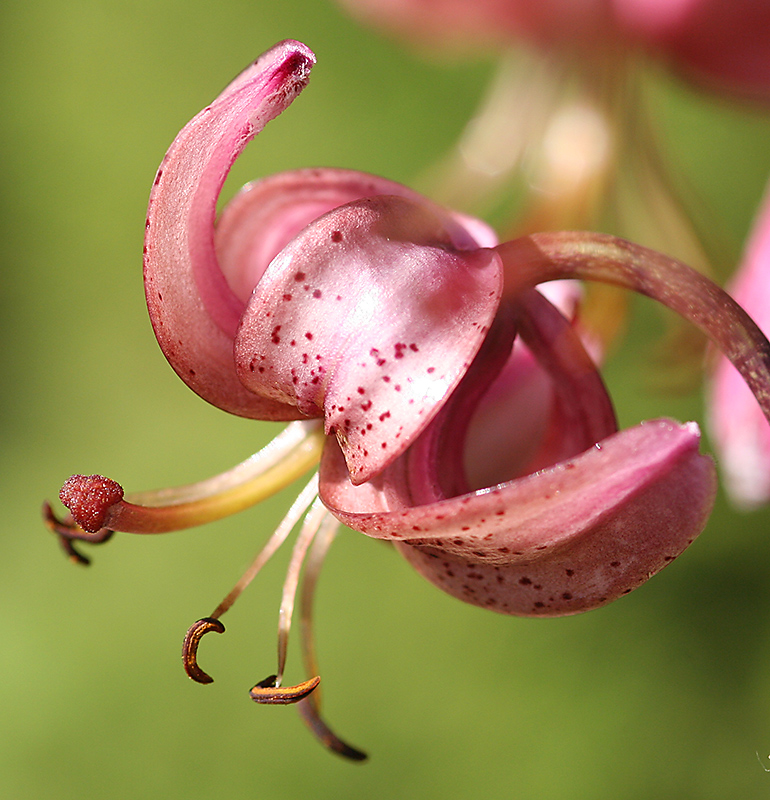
299;512;341;690
295;511;368;761
210;473;320;620
276;497;335;686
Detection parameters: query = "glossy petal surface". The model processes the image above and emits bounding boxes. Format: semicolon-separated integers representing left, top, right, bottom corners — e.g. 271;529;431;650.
322;419;716;615
216;167;487;304
144;41;315;420
235;194;503;483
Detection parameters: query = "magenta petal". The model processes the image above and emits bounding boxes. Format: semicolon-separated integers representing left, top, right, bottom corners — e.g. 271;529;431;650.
464;289;616;488
144;41;315;420
321;420;716;616
234;194;503;484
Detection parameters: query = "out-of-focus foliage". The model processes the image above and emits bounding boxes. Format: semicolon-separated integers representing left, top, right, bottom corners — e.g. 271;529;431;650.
3;1;770;798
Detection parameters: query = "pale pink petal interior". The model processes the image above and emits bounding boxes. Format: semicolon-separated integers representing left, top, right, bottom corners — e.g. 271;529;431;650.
144;41;315;420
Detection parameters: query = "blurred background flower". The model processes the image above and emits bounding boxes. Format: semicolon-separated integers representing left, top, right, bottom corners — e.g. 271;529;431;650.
5;0;770;797
340;0;770;506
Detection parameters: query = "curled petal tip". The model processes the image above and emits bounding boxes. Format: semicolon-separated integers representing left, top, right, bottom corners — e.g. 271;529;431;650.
144;41;317;421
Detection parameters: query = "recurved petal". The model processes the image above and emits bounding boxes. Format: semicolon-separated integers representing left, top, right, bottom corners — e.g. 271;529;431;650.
463;288;616;489
321;419;716;615
144;40;315;420
235;194;503;484
215;167;497;304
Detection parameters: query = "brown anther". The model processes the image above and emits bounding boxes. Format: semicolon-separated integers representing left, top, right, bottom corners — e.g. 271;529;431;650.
297;696;368;761
182;617;225;684
59;474;124;533
249;674;320;705
42;501;115;566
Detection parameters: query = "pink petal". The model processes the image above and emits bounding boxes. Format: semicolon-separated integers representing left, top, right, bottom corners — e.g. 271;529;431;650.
337;0;618;50
710;188;770;507
340;0;770;100
234;194;503;484
216;167;485;304
143;41;315;420
463;288;616;488
617;0;770;101
321;419;716;615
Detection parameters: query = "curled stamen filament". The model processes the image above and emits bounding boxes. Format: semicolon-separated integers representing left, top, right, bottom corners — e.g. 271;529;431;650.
183;475;320;684
296;514;368;761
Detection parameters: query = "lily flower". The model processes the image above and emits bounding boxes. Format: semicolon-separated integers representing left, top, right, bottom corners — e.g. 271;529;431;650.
45;40;770;759
337;0;770;101
339;0;770;507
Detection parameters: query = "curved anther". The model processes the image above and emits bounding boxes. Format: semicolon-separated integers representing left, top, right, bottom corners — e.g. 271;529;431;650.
297;697;368;762
249;674;320;705
42;501;115;566
182;617;226;684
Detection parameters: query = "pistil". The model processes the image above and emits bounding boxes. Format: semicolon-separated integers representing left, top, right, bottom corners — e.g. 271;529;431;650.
46;420;324;562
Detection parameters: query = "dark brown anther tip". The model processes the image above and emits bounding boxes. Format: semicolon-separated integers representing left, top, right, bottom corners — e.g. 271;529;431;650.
59;474;124;533
182;617;226;684
297;697;368;762
42;501;115;565
249;674;320;705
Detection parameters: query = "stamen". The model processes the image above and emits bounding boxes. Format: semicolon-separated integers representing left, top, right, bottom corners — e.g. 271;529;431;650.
276;496;329;685
247;497;328;707
181;476;319;684
296;700;368;762
249;674;321;704
182;618;225;684
210;475;320;619
297;512;369;761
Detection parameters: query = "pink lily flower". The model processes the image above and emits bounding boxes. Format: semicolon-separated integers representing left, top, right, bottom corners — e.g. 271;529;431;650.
45;41;770;759
710;189;770;508
338;0;770;101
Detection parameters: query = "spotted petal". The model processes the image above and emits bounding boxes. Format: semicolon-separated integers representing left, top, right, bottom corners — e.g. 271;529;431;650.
143;40;316;420
320;287;714;615
322;418;716;616
216;166;498;305
235;194;503;484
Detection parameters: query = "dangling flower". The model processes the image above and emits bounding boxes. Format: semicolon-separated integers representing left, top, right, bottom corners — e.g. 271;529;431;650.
336;0;770;101
338;0;770;507
45;40;770;759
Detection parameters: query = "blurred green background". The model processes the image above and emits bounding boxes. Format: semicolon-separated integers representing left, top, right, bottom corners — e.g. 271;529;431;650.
4;1;770;798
